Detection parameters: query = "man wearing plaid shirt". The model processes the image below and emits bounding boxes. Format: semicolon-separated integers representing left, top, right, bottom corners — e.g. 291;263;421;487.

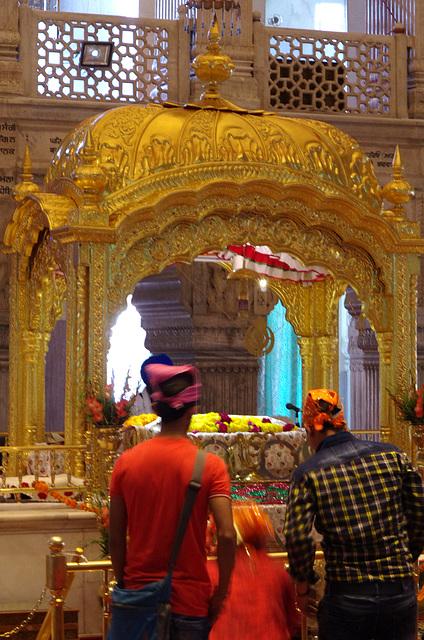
284;389;424;640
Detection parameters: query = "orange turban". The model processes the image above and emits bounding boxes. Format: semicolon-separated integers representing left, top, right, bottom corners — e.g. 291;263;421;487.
302;389;346;432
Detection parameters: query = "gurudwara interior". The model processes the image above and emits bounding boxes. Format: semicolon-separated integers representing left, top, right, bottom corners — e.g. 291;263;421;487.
1;0;424;638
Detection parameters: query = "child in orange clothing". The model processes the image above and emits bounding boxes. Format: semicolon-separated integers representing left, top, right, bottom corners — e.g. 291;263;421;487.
208;502;301;640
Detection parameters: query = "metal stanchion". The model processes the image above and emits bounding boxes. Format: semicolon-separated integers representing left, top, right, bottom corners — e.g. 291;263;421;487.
46;537;66;640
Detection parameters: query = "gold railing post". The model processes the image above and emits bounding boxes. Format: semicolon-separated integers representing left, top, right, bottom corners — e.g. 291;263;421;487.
46;536;66;640
100;566;114;639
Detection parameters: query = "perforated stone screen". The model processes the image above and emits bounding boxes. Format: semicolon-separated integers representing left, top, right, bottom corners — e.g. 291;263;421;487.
269;32;392;115
37;16;170;102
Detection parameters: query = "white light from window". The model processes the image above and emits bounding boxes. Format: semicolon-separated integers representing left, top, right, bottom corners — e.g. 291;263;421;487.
315;3;346;32
107;294;151;395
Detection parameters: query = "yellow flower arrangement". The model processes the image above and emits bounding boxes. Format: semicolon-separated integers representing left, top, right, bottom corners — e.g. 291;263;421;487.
189;412;295;433
123;413;158;427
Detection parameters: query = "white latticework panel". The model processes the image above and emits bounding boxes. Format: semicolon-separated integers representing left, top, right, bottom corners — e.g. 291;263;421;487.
37;16;170;102
269;32;392;116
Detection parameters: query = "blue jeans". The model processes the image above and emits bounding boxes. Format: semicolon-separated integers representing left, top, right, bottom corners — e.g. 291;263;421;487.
170;614;209;640
317;584;417;640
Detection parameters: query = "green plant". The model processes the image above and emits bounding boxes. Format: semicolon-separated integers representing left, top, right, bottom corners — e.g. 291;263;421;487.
387;382;424;425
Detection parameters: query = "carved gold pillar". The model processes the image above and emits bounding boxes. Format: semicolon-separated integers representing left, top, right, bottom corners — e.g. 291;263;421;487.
21;331;45;444
376;331;395;445
392;255;418;458
0;0;23;95
316;335;339;392
7;253;18;447
297;336;314;401
89;244;108;385
68;253;89;476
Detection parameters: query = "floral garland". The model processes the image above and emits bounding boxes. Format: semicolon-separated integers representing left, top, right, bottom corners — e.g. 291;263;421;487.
189;412;296;433
123;413;158;428
34;481;109;557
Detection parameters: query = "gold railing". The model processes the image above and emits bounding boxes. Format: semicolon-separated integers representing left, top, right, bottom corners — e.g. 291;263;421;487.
350;429;381;441
42;535;424;640
0;444;89;498
43;536;325;640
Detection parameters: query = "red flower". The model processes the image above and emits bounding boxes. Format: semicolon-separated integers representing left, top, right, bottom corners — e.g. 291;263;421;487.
249;424;261;433
86;397;100;410
216;421;228;433
283;423;295;431
115;400;128;418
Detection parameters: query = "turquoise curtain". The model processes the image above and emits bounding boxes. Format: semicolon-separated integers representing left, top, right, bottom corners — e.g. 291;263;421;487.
258;302;302;419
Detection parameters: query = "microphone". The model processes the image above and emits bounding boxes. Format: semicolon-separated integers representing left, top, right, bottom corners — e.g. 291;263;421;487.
286;402;301;413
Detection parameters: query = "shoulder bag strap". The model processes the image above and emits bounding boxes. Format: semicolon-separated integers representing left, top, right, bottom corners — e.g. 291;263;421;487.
167;449;207;574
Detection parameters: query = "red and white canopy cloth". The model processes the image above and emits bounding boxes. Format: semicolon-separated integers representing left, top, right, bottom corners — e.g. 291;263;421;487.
197;245;331;283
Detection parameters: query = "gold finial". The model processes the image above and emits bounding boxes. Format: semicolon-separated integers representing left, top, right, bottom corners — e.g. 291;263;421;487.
190;13;235;104
72;128;107;203
12;146;42;202
48;536;65;554
381;145;414;219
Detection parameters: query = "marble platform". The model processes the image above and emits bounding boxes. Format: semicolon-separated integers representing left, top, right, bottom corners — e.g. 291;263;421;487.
0;503;104;635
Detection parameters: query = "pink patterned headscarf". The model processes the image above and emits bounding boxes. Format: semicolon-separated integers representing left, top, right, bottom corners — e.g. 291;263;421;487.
145;363;202;409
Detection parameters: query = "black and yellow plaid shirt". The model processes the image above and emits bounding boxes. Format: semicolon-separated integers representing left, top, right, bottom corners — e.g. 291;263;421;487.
284;431;424;584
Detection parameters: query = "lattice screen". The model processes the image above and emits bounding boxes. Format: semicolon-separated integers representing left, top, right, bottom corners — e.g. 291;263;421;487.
367;0;415;36
269;33;391;115
37;17;170;102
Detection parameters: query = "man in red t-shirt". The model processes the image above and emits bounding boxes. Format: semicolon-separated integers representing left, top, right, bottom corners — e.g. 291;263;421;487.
109;363;236;639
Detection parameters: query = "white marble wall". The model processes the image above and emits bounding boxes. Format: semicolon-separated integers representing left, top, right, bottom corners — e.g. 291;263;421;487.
0;503;105;635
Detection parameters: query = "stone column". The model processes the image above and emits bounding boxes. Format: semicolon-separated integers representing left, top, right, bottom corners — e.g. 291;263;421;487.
0;0;23;95
132;262;276;415
345;289;380;438
408;0;424;118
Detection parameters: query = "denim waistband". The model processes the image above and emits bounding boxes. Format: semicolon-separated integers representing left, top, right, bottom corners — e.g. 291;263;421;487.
325;578;414;597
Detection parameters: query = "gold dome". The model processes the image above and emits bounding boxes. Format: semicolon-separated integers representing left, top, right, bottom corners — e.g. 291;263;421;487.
45;101;382;215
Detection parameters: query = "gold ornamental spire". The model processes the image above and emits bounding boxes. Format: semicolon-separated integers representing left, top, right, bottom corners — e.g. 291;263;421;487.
382;145;415;219
72;127;107;206
12;146;42;202
190;13;235;106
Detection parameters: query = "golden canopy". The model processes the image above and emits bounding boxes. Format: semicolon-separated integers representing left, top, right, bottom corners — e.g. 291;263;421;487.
3;24;422;462
43;102;382;219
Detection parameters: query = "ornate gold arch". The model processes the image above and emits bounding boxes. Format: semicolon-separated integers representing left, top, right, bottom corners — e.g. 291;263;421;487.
3;114;422;464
